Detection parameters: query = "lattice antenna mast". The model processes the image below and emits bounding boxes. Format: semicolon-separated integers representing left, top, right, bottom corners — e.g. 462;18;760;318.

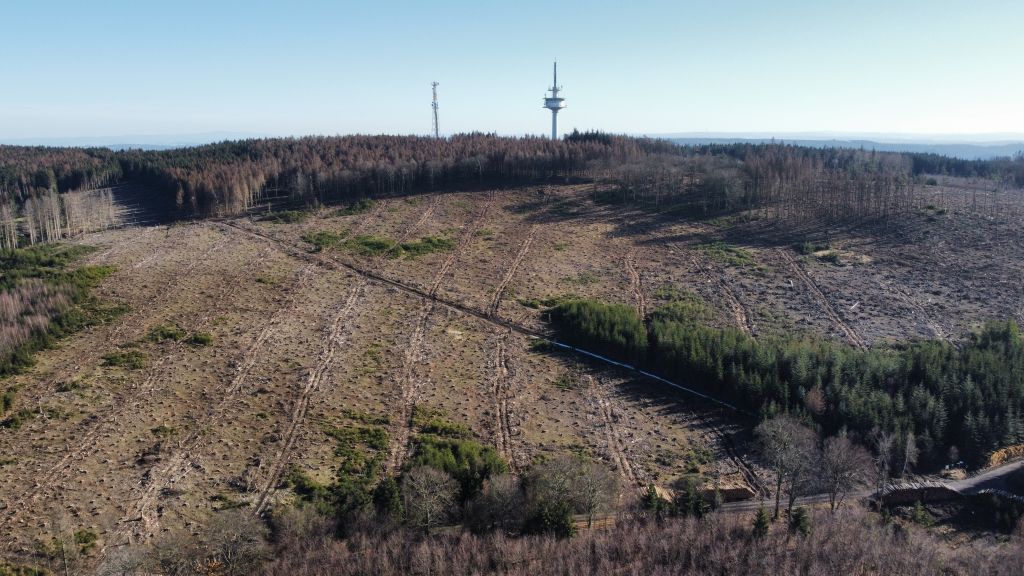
542;61;566;139
431;81;440;138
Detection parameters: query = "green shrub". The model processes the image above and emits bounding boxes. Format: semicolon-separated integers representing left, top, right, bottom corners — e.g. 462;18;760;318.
151;424;178;438
1;388;16;414
521;502;576;538
73;529;98;554
189;332;214;346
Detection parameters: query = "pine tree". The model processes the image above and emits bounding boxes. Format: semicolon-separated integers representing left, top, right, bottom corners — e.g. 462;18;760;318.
752;507;770;539
789;507;811;536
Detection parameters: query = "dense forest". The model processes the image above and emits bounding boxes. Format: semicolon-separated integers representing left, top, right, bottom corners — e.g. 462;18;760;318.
2;134;1023;249
551;297;1024;469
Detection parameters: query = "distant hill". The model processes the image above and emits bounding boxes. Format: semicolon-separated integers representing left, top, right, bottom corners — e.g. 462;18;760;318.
0;132;271;150
667;137;1024;160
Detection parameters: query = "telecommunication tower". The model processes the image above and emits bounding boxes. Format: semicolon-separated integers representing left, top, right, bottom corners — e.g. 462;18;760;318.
431;82;440;138
543;61;566;139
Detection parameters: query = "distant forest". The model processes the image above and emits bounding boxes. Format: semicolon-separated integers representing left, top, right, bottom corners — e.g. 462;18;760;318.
2;132;1023;249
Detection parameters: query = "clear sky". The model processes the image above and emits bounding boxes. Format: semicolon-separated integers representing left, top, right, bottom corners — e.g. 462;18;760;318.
2;0;1022;140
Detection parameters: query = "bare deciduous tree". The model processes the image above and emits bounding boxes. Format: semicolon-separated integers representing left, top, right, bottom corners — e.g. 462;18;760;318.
574;459;620;528
819;431;872;511
402;466;459;533
466;473;525;534
757;416;817;519
872;428;897;498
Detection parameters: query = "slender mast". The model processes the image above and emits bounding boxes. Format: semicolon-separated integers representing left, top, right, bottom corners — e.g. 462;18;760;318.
431;81;440;138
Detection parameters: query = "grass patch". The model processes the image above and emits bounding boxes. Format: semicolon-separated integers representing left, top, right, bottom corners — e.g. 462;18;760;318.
334;198;375;216
398;235;454;258
146;323;188;342
101;349;147;369
209;493;248;511
344;234;398;257
697;241;755;266
554;371;582;391
302;230;347;252
260;209;308;224
705;212;757;228
340;408;390;426
151;424;178;438
411;406;471;439
188;332;214;347
0;409;34;430
56;378;87;393
342;234;454;259
562;270;600;285
0;560;48;575
474;228;495;239
794;240;831;255
816;250;842;265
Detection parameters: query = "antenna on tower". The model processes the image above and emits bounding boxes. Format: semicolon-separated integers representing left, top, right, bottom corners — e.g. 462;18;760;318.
431;82;440;138
542;61;566;139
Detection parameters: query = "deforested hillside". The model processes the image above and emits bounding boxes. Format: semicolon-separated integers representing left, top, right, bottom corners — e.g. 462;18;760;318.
2;138;1024;574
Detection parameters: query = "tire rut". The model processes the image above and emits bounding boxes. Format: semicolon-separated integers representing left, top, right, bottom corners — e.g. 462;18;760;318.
385;195;494;473
777;248;867;349
491;329;518;473
429;194;494;297
489;224;537;317
880;279;947;341
103;264;317;547
625;249;647;319
688;252;752;335
0;233;246;541
586;375;641;487
384;302;434;475
400;195;439;243
252;278;365;515
695;410;767;498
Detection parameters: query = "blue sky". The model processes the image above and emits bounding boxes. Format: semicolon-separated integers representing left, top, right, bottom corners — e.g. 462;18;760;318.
2;0;1022;140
